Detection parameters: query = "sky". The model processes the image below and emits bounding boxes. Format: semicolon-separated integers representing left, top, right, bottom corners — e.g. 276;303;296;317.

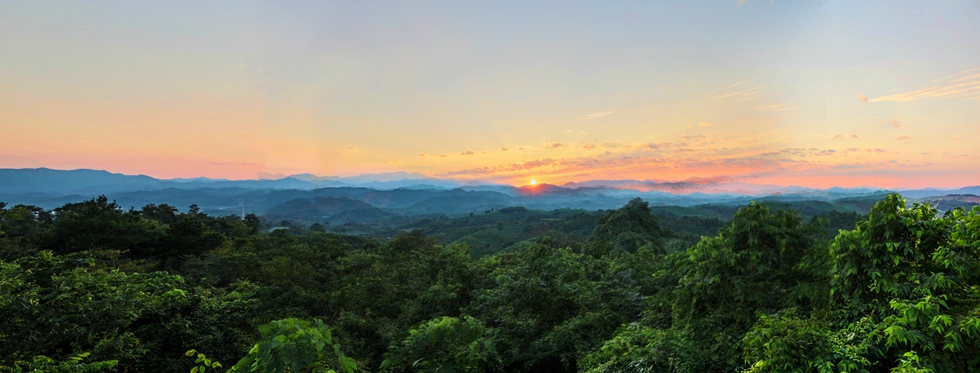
1;1;979;189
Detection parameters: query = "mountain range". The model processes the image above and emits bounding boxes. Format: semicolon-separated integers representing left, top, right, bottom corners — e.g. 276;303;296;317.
1;168;977;224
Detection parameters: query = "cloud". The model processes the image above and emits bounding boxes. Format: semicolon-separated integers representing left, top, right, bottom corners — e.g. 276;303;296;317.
582;143;597;149
579;111;613;120
891;118;901;128
544;142;566;148
755;104;799;111
640;142;672;149
858;94;868;103
439;154;449;158
698;122;713;127
867;67;980;102
500;147;510;152
711;85;767;101
680;134;706;140
895;136;916;141
459;151;475;155
419;153;427;157
831;134;844;140
850;134;859;139
388;160;399;164
348;146;357;151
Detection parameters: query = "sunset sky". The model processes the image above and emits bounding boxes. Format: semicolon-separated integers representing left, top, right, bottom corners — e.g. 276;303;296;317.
1;1;979;188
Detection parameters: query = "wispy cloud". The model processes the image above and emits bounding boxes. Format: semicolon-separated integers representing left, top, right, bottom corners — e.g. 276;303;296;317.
544;142;567;148
579;111;613;120
459;150;475;155
348;146;357;151
868;67;980;102
500;147;510;152
858;94;868;103
896;136;916;141
755;104;799;111
891;118;901;128
419;153;428;157
698;122;713;127
711;85;767;101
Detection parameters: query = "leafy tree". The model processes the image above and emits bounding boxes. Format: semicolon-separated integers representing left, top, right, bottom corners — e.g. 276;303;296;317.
46;196;165;258
139;204;180;225
582;203;822;373
468;244;642;372
828;195;980;372
161;216;226;262
381;316;492;373
231;318;356;373
584;198;668;257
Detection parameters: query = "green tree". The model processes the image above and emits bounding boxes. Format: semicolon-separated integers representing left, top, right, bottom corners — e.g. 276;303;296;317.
584;198;668;257
381;316;491;373
46;196;165;258
828;195;980;372
231;318;356;373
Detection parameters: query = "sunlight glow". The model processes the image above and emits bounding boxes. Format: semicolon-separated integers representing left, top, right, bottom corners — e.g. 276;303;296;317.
530;179;537;186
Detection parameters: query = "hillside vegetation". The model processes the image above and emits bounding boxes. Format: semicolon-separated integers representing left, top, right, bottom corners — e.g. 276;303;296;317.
1;194;978;373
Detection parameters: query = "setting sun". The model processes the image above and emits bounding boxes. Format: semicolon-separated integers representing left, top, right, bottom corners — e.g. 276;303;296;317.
530;179;537;186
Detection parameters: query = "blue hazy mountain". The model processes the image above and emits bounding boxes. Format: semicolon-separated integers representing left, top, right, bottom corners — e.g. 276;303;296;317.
1;168;976;223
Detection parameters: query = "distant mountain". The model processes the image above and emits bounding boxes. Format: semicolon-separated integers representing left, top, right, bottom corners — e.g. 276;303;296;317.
0;168;164;194
899;186;980;199
911;194;980;211
2;168;976;222
264;197;394;224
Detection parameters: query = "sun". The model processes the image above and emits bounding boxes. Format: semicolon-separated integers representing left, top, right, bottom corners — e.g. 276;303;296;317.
530;179;537;186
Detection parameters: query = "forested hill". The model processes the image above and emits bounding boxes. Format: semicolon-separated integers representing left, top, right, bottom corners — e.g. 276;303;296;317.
2;194;980;372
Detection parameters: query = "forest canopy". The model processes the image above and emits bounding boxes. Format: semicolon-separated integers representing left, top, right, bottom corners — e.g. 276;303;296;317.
1;194;978;373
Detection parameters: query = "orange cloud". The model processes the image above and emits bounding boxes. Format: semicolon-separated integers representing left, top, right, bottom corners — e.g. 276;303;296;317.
544;142;566;148
459;150;475;155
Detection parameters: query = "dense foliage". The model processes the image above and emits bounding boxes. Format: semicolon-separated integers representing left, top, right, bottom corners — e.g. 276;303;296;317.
1;194;977;372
